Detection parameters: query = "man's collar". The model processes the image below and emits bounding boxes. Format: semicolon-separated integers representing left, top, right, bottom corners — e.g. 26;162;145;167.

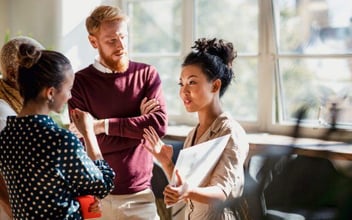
93;56;114;74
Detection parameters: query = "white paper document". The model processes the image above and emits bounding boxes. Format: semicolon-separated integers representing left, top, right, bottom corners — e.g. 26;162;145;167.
167;134;231;207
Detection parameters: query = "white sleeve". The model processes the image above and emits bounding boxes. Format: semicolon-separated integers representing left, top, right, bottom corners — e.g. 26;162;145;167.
0;99;17;131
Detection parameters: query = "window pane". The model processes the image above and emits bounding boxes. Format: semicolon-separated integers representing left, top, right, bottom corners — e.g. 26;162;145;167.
223;58;258;121
279;0;352;54
126;0;183;117
127;0;259;122
131;56;183;115
135;57;259;121
278;58;352;126
196;0;258;53
127;0;181;53
196;0;258;121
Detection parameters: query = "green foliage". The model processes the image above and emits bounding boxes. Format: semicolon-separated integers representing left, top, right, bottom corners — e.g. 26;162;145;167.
3;29;10;43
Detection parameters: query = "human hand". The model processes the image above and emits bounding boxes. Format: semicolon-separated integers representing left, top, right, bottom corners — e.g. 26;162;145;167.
164;170;188;206
88;197;102;214
143;126;173;167
77;195;102;218
68;122;83;138
70;108;94;137
140;97;160;115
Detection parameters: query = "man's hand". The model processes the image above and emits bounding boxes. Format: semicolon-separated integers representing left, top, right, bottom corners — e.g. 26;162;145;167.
140;97;160;115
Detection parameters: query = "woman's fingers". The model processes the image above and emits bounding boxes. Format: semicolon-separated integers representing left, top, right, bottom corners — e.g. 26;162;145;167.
149;126;159;137
88;197;102;213
164;185;180;197
142;137;154;153
142;128;159;154
147;126;159;143
163;185;182;204
175;169;184;186
143;126;160;145
143;130;155;146
70;109;83;121
164;195;175;205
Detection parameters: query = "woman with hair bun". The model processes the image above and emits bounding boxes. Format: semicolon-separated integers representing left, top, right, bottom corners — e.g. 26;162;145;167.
143;38;249;219
0;44;115;219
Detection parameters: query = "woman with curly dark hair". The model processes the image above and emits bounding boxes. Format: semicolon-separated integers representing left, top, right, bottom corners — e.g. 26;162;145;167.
143;38;249;219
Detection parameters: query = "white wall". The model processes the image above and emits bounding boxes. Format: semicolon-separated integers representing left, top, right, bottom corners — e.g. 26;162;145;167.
0;0;121;72
0;0;9;43
0;0;60;49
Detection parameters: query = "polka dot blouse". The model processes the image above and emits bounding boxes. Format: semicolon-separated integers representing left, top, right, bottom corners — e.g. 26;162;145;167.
0;115;115;219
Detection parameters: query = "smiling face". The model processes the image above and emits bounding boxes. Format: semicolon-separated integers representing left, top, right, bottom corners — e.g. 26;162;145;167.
88;20;129;72
179;65;218;113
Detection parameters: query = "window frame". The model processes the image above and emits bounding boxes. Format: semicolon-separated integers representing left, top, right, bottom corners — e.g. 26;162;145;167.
120;0;352;141
265;0;352;140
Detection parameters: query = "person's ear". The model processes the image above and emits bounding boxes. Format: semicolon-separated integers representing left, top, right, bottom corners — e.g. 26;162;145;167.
88;35;98;49
45;87;56;102
212;79;221;93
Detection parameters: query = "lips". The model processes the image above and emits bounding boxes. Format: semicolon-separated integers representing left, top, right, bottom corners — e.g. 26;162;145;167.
183;98;191;105
114;51;125;57
114;52;125;57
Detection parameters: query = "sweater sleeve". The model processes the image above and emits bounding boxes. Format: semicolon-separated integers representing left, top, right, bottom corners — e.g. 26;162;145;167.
0;100;17;131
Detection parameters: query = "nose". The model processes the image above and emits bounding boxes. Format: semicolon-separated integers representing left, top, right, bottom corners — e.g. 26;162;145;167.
116;36;125;50
179;84;189;95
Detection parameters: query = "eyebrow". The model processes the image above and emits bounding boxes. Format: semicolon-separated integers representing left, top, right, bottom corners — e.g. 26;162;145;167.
179;74;198;81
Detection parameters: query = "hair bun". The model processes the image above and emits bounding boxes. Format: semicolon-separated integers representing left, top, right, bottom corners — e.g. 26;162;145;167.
192;38;212;53
192;38;236;68
18;43;42;69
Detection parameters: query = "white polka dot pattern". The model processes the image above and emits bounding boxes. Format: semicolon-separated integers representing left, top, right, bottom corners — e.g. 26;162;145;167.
0;115;115;219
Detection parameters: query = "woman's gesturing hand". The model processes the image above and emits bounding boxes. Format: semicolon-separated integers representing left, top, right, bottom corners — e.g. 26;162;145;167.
143;126;174;178
70;108;94;136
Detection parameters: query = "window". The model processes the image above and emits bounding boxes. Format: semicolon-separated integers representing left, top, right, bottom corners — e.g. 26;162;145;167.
195;0;259;122
123;0;259;125
124;0;184;121
274;0;352;129
122;0;352;139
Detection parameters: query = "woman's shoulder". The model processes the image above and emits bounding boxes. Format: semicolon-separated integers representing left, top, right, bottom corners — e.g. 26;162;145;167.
39;116;78;143
45;124;83;155
214;113;249;150
214;112;246;135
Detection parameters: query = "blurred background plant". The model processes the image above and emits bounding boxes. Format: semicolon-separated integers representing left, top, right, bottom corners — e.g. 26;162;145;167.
3;29;10;43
